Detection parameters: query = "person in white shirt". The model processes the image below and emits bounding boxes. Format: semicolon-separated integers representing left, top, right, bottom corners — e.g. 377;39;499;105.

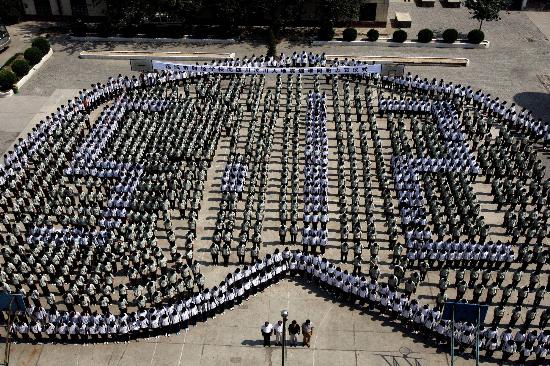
273;320;284;345
261;321;273;347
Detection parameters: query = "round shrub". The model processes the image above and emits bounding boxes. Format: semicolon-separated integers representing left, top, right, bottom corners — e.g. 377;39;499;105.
442;28;458;43
367;29;379;42
392;29;408;43
24;47;43;66
467;29;485;44
0;69;16;92
318;21;335;41
31;37;50;54
342;27;358;42
11;59;30;77
417;28;433;43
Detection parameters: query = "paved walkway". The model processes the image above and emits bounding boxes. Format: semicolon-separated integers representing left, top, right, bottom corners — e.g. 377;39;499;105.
6;280;464;366
525;11;550;41
0;89;78;153
0;8;549;366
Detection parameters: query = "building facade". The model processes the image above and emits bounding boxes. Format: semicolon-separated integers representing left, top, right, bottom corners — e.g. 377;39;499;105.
20;0;105;18
20;0;389;25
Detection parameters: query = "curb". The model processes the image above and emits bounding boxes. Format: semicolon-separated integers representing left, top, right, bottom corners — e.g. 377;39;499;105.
0;89;14;98
313;39;490;49
15;48;53;90
0;49;53;98
79;51;235;61
70;36;237;45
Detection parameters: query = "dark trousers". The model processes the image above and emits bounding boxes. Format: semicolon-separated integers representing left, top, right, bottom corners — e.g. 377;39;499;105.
341;252;348;263
262;332;271;347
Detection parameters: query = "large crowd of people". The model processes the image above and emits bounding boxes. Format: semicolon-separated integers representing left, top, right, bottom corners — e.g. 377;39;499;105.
0;52;548;364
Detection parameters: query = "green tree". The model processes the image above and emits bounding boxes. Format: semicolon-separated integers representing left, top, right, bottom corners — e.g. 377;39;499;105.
0;0;23;24
210;0;241;32
321;0;359;24
170;0;204;24
252;0;305;30
104;0;199;27
104;0;156;28
463;0;510;30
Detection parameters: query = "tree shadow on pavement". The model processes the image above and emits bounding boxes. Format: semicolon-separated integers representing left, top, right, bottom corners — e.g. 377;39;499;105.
513;91;550;124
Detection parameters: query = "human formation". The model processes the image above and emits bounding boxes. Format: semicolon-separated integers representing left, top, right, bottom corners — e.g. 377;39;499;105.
0;52;548;364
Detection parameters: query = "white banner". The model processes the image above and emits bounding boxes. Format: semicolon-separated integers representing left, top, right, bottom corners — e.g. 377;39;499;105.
152;61;382;75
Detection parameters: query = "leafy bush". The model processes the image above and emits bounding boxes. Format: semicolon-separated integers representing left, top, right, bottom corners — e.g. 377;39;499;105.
392;29;408;43
367;29;379;42
417;29;433;43
467;29;485;44
0;69;16;91
24;47;43;66
11;59;30;77
318;21;335;41
71;20;87;37
31;37;50;54
342;27;358;42
442;28;458;43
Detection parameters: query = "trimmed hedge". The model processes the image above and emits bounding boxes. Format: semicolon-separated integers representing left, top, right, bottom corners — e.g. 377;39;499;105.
11;59;30;77
442;28;458;44
417;29;433;43
367;29;379;42
31;37;50;54
318;21;335;41
342;27;358;42
24;47;43;65
392;29;408;43
467;29;485;44
0;69;16;92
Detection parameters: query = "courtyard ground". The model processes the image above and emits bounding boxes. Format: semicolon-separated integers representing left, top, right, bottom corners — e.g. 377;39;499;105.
0;3;548;366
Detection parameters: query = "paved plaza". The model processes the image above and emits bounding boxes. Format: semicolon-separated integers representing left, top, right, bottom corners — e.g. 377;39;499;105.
0;4;549;366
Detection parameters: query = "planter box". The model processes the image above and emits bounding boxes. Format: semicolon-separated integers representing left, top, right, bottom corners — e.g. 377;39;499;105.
0;48;53;98
70;36;237;45
15;48;53;90
312;38;490;49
